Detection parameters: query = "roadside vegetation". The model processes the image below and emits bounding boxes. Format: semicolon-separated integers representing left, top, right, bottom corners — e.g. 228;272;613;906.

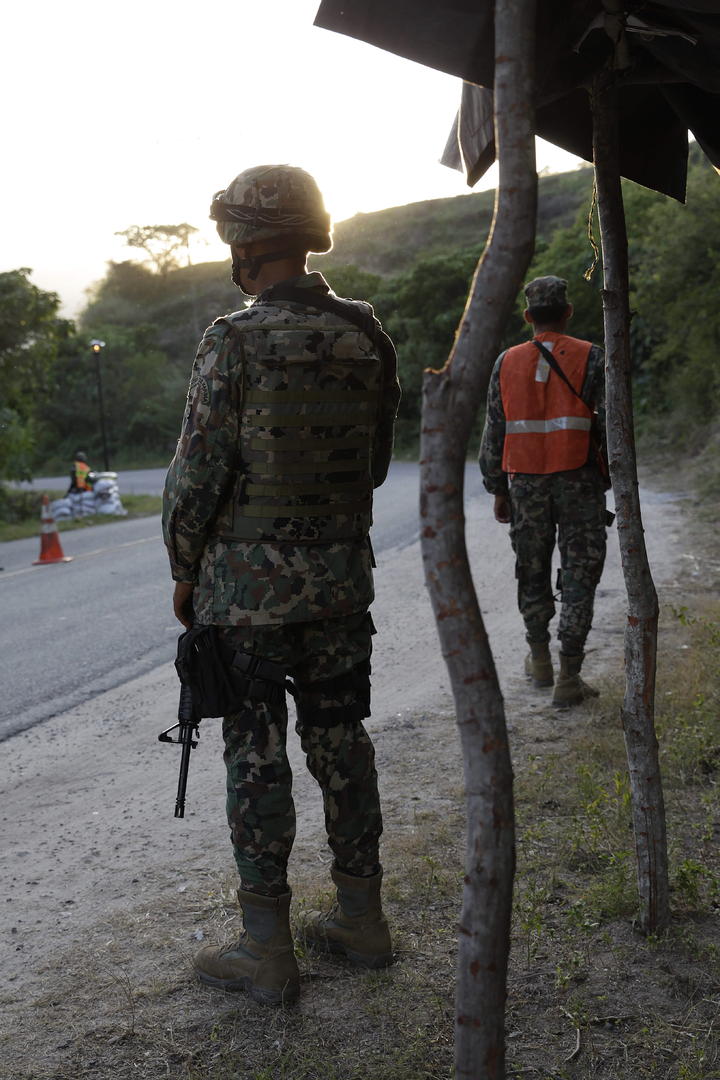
0;487;162;542
1;146;718;489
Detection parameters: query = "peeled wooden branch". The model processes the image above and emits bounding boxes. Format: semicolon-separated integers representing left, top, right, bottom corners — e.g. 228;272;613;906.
419;1;537;1075
591;65;670;933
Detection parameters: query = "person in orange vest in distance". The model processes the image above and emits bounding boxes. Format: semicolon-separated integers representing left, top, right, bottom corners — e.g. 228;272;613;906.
67;451;95;494
479;276;610;708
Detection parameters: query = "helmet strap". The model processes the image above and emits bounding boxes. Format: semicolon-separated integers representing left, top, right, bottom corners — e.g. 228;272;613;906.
231;247;306;287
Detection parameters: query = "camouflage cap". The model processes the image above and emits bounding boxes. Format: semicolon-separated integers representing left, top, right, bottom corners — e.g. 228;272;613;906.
210;165;332;252
524;275;569;308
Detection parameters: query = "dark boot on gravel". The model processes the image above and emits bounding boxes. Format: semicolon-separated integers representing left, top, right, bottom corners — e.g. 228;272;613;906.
552;653;599;709
194;889;299;1005
304;865;393;969
524;640;554;688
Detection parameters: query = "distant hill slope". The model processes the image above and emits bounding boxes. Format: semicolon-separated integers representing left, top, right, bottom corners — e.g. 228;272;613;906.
104;162;593;298
79;162;597;373
315;164;594;277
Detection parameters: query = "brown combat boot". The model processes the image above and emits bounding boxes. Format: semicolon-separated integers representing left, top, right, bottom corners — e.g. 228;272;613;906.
304;865;393;969
552;653;600;709
524;640;554;688
193;889;300;1005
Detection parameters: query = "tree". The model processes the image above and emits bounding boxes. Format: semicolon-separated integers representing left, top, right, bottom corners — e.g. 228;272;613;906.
376;250;484;448
630;155;720;438
592;63;670;934
37;322;185;469
419;1;537;1074
525;207;605;345
115;223;199;275
0;269;68;481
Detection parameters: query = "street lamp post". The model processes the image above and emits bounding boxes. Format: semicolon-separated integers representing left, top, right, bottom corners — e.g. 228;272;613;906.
90;339;110;471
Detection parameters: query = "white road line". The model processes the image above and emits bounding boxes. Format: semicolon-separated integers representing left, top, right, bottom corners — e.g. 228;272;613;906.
0;536;159;581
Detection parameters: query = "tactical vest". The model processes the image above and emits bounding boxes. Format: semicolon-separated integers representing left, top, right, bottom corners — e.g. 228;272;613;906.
213;295;383;544
500;333;593;474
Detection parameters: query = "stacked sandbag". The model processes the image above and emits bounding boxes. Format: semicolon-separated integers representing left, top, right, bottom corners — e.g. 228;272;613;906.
91;472;127;516
50;472;127;520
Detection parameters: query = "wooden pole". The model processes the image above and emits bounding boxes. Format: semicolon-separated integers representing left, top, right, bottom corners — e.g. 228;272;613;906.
591;64;670;933
419;1;537;1073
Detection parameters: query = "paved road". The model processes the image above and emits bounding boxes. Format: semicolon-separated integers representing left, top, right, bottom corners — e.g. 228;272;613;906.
0;462;485;741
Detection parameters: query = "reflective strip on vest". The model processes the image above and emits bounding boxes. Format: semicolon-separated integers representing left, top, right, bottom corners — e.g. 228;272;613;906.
505;416;591;434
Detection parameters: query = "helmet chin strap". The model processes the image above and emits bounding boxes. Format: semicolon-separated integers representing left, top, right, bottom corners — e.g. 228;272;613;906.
231;248;303;287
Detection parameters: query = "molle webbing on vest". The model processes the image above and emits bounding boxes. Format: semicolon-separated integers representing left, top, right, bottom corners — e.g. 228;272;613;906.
248;436;369;452
215;298;382;544
245;412;371;427
244;389;376;406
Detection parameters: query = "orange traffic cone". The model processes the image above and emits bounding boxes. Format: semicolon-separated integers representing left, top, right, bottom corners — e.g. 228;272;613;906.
33;496;73;565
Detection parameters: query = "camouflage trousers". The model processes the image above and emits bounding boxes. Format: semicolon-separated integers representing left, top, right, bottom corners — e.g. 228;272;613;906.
217;611;382;895
508;467;607;655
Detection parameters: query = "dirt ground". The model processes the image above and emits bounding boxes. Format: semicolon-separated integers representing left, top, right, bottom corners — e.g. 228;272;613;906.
1;478;716;1080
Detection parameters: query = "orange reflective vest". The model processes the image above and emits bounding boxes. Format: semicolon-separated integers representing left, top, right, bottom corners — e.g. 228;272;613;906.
499;333;593;474
73;461;93;490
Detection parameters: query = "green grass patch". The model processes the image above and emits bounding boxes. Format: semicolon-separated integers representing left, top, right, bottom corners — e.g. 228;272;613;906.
0;488;162;542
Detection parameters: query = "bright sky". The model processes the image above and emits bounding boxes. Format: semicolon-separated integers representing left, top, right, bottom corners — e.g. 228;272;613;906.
3;0;582;317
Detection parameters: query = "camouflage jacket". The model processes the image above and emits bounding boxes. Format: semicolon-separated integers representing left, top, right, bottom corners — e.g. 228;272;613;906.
478;339;606;496
162;272;401;626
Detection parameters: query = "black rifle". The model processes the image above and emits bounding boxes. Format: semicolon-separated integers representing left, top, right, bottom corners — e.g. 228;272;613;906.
158;624;293;818
158;682;200;818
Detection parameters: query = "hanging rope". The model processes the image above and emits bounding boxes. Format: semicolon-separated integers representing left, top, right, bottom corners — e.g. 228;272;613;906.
583;178;600;281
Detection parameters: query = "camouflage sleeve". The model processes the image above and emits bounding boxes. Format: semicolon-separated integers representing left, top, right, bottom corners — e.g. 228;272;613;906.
162;324;243;583
371;331;401;488
581;344;608;471
478;352;509;496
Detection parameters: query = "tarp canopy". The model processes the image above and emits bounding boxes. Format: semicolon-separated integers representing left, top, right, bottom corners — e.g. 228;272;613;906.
314;1;720;201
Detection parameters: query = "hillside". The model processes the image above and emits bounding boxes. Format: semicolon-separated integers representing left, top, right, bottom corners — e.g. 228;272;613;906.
168;162;594;286
316;164;594;276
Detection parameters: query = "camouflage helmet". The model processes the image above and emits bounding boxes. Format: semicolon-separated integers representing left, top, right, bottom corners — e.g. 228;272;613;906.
524;275;569;309
210;165;332;252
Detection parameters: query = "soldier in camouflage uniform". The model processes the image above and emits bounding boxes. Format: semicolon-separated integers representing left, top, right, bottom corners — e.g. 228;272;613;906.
162;165;400;1005
479;275;609;708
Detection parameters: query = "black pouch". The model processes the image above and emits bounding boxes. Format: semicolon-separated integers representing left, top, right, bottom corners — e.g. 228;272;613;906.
175;625;291;717
295;659;372;728
175;625;238;717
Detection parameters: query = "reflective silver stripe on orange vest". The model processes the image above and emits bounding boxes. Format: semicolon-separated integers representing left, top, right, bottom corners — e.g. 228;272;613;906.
505;416;591;434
